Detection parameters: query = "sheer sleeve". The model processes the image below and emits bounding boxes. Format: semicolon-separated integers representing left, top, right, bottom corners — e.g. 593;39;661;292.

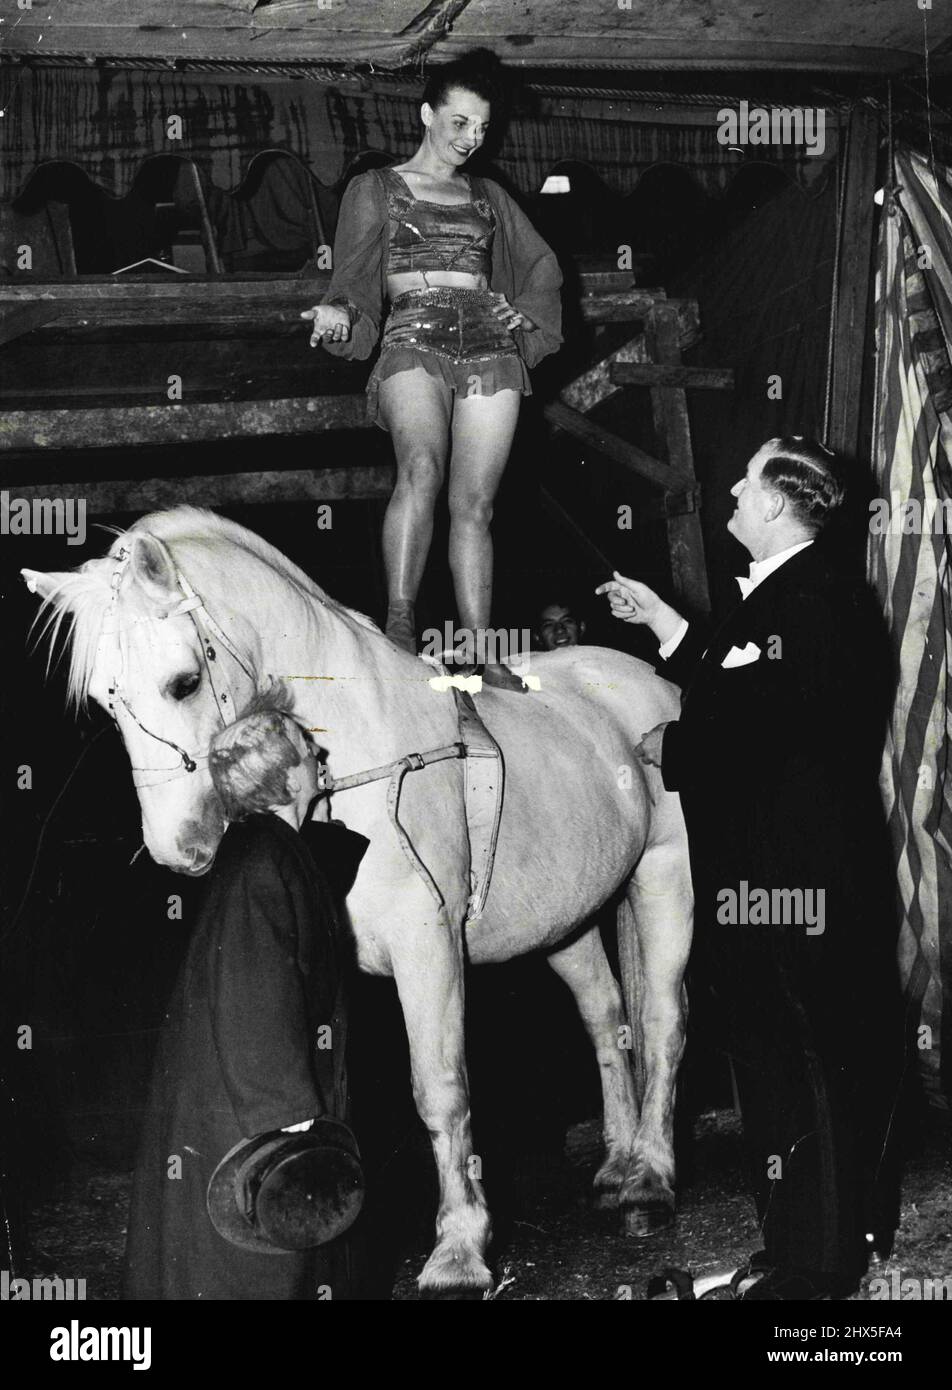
319;171;387;361
483;179;563;369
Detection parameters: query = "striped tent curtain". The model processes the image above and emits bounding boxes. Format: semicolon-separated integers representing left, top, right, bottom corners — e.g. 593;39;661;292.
869;146;952;1107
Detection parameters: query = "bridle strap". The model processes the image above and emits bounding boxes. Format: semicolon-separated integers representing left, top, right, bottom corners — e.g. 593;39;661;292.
104;546;253;789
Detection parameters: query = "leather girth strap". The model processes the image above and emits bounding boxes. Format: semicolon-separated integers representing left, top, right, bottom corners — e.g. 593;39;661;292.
453;687;505;926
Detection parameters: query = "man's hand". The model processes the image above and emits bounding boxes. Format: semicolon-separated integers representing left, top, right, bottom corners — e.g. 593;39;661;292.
300;304;351;347
634;721;670;768
595;572;684;645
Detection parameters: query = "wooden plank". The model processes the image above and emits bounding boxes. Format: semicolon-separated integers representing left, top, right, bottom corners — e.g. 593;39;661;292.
2;468;394;515
644;304;710;615
543;400;692;491
0;396;371;451
610;363;735;390
827;104;880;458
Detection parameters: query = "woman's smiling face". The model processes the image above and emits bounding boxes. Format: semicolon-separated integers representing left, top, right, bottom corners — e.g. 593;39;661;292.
422;85;491;166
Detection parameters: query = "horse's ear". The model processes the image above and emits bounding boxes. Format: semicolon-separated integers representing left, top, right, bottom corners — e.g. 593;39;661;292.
21;568;63;601
130;533;179;604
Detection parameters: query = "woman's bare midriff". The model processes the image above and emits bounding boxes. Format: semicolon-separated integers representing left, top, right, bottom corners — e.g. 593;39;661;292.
387;270;491;297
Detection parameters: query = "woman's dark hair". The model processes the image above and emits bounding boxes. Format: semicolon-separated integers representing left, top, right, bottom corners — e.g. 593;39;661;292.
422;48;507;115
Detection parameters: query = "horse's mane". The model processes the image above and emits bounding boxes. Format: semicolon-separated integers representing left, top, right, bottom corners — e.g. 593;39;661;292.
31;506;382;712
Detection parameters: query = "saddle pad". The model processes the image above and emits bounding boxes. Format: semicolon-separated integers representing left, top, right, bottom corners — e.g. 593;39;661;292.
453;687;504;925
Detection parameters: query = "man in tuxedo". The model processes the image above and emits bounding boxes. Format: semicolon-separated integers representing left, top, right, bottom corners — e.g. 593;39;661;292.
599;436;904;1300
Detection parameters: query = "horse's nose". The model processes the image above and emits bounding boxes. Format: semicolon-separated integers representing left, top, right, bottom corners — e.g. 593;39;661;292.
183;844;215;876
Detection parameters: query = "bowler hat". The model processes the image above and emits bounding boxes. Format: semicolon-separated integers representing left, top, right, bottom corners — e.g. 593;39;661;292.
207;1117;364;1253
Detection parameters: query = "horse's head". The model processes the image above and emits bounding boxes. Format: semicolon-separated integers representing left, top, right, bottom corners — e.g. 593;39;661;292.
22;519;261;876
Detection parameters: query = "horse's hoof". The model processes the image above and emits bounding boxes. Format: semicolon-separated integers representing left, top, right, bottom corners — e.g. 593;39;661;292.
623;1202;676;1238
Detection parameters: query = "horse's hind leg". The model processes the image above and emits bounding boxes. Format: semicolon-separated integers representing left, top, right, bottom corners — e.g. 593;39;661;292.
618;836;693;1236
546;923;641;1209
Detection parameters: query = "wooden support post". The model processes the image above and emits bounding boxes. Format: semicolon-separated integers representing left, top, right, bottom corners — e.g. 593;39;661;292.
827;103;881;458
644;304;710;615
188;162;224;276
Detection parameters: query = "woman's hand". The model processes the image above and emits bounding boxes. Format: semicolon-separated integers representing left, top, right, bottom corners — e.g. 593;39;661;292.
300;304;351;347
490;292;526;333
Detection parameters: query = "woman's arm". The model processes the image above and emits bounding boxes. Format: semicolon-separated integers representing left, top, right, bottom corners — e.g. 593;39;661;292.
305;172;387;361
482;178;563;369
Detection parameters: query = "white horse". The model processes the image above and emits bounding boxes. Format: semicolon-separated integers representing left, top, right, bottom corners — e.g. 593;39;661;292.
23;507;693;1297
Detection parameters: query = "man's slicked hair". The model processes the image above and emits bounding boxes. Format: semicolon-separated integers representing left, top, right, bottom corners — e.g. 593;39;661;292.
759;436;846;533
209;684;313;822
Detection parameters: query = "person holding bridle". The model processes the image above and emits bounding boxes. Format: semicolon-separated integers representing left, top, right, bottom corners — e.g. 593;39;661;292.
302;49;563;691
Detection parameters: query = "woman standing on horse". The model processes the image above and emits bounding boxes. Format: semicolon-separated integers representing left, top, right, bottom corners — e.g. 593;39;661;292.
302;49;563;691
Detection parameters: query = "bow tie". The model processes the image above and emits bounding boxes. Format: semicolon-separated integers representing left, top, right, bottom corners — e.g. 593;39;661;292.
735;574;755;599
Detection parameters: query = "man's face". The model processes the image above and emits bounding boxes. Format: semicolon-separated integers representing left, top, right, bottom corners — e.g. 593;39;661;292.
423;87;491;166
537;604;583;651
727;446;778;555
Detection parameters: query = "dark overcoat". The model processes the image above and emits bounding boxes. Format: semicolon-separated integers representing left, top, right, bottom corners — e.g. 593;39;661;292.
122;815;367;1301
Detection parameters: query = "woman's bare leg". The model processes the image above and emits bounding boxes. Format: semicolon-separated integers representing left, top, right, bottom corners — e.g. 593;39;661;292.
448;387;523;689
377;368;453;651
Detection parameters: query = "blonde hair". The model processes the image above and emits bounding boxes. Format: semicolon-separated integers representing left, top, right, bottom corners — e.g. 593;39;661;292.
209;686;314;821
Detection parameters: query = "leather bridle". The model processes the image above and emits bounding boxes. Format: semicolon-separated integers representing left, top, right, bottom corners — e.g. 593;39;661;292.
102;545;255;790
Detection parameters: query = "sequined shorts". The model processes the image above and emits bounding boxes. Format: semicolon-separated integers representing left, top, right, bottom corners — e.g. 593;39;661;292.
366;287;531;430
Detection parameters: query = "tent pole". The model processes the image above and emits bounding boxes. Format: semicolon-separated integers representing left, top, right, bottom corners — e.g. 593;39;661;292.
827;103;880;459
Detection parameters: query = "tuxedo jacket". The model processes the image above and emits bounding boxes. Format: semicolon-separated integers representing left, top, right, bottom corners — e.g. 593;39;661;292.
658;542;894;916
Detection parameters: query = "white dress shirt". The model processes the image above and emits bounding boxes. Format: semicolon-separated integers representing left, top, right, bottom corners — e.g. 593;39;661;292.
658;540;814;660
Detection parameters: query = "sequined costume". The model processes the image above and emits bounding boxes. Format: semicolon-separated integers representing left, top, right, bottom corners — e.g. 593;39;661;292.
320;166;562;429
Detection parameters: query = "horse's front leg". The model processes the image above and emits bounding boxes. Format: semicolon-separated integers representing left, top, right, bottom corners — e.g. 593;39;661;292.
390;904;492;1298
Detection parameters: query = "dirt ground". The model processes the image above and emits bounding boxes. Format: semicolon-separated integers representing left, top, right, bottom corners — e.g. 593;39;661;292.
24;1108;951;1302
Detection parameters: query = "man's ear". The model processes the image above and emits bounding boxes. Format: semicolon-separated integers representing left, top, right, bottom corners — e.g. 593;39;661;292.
764;490;786;523
579;619;587;638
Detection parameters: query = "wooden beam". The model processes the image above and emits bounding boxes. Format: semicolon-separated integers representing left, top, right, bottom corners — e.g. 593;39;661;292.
544;400;692;491
610;363;735;390
561;334;650;415
2;468;394;515
0;276;694;347
0;396;370;451
579;293;700;343
644;304;710;614
827;104;880;458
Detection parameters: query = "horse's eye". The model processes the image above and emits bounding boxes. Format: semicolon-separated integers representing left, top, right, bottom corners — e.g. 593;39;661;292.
169;672;201;701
